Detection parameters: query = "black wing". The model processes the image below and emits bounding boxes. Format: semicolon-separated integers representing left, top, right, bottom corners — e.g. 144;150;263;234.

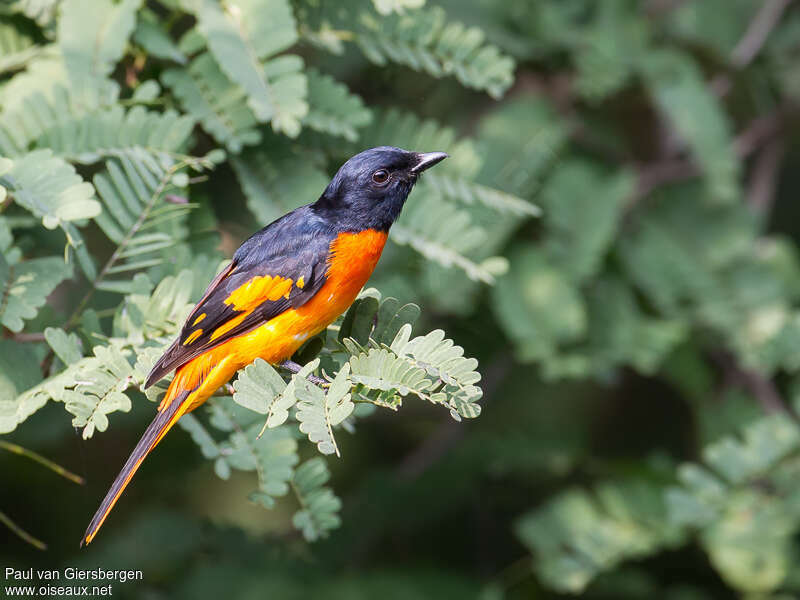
145;207;333;387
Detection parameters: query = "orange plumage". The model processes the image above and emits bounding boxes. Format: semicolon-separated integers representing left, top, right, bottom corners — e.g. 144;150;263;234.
81;230;387;545
81;146;447;546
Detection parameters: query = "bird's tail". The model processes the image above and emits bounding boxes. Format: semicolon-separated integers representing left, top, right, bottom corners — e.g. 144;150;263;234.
80;386;190;546
81;350;238;546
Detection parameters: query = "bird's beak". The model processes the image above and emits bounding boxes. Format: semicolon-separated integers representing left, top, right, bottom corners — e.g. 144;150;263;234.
410;151;448;174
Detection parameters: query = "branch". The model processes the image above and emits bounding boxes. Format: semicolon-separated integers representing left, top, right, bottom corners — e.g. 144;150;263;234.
0;510;47;550
630;104;796;204
711;0;794;96
711;350;789;414
6;332;46;343
746;138;785;215
731;0;794;68
0;440;85;484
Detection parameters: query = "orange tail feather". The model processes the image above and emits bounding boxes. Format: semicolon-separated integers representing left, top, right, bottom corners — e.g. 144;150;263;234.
80;385;191;546
81;348;241;546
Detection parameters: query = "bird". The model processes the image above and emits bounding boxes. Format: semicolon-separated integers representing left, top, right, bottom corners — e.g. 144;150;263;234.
80;146;447;546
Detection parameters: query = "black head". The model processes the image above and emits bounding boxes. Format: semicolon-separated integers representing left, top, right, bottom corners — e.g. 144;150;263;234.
313;146;447;232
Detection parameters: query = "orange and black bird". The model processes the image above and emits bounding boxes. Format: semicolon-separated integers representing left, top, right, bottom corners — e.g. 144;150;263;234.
80;146;447;546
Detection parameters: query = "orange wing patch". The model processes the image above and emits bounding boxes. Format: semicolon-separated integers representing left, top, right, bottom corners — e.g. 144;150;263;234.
192;313;207;326
296;277;305;289
224;275;294;311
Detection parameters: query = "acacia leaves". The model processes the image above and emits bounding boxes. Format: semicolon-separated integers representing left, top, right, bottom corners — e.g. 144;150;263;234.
0;253;72;332
517;398;800;595
1;0;498;551
186;0;306;136
295;363;355;456
2;150;99;230
231;291;482;455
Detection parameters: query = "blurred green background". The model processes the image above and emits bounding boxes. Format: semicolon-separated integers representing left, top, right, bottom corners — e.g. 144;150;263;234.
3;0;800;598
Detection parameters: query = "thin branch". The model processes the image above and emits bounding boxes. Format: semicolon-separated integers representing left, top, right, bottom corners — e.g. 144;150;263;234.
8;332;46;343
711;0;793;97
746;138;785;215
0;510;47;550
630;104;795;205
733;108;789;157
711;350;789;414
0;440;85;484
62;159;195;332
731;0;794;68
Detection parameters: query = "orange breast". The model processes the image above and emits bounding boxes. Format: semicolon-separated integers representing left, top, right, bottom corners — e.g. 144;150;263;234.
231;229;388;364
163;229;388;412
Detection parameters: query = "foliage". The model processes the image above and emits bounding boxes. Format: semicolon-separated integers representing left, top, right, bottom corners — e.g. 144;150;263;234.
2;1;800;599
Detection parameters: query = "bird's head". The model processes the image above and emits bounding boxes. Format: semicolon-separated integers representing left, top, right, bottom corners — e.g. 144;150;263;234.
314;146;447;232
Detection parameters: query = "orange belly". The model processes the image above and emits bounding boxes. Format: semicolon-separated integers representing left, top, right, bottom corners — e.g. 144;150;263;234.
173;229;388;410
243;228;388;363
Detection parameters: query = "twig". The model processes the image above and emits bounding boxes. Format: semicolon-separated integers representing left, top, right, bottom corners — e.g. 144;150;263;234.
733;108;790;157
746;138;785;215
0;440;85;484
8;332;46;343
0;510;47;550
711;0;793;96
634;158;698;201
630;103;794;205
731;0;794;68
62;159;194;332
279;360;328;386
711;350;789;414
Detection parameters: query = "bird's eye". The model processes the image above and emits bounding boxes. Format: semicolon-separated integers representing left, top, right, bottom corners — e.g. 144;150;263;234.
372;169;390;185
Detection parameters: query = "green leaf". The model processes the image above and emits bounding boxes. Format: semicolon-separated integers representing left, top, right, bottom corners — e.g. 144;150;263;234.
205;403;299;508
338;290;420;347
538;161;634;282
304;69;372;142
231;142;328;225
62;344;134;439
664;409;800;593
295;363;354;456
639;50;739;203
340;5;515;98
36;105;195;164
371;0;425;15
6;271;196;436
44;326;83;365
91;153;207;292
291;457;342;541
232;358;287;415
187;0;307;136
8;0;61;28
162;52;261;153
0;20;43;74
349;347;431;408
0;253;72;332
58;0;142;107
0;340;42;405
133;10;187;64
4;150;100;230
492;247;586;363
516;476;684;594
391;199;493;283
391;325;482;419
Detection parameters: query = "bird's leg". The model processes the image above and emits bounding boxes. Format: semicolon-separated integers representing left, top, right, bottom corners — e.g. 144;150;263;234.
279;360;327;386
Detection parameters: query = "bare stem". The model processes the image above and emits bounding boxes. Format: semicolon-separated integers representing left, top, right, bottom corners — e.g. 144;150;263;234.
0;440;85;485
0;510;47;550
